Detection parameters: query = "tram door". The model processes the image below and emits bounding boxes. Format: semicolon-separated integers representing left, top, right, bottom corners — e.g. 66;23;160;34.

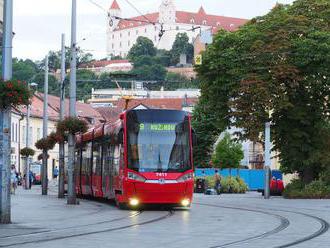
102;142;114;199
92;140;102;197
81;141;93;196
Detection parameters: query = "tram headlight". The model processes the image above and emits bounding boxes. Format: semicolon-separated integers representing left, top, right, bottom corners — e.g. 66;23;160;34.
128;172;146;182
177;173;193;182
181;199;190;207
129;198;139;206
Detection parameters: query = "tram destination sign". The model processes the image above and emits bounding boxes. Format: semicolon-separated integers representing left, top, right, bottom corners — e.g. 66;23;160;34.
139;123;176;131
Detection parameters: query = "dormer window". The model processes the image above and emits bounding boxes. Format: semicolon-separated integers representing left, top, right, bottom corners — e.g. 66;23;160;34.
230;24;235;27
130;23;133;26
202;20;207;25
216;22;221;26
190;18;195;24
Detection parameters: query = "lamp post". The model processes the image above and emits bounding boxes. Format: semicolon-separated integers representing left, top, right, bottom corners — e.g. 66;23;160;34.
24;82;38;190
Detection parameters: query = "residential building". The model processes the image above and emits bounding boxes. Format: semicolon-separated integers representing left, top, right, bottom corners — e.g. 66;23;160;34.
88;87;200;107
79;59;133;75
107;0;248;58
11;93;104;178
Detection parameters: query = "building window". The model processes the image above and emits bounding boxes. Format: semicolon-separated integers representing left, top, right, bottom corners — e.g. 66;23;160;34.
154;26;157;31
11;123;14;141
119;42;122;48
112;43;114;49
216;22;221;26
15;123;18;142
154;35;157;42
136;30;139;35
112;34;114;39
22;126;26;144
144;28;147;33
128;41;130;46
176;26;179;30
128;31;130;36
190;18;195;24
120;33;122;38
29;127;33;146
37;128;41;141
203;20;207;25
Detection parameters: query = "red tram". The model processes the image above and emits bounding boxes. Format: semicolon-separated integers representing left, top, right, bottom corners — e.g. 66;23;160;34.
74;109;195;208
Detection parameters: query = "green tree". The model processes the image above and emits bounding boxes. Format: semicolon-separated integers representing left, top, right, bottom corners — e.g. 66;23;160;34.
130;64;167;81
195;0;330;183
170;33;194;65
127;37;157;62
212;133;244;169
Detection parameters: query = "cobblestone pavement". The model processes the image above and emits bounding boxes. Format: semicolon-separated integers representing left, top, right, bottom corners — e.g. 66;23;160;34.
1;185;329;248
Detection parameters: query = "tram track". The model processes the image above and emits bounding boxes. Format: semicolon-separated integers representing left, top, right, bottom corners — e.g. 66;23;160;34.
0;210;174;247
194;202;329;248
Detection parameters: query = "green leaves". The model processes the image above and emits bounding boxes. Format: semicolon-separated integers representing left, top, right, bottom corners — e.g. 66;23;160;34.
194;0;330;181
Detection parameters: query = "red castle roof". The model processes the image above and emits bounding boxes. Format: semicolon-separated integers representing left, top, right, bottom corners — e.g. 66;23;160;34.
110;0;120;10
115;7;247;32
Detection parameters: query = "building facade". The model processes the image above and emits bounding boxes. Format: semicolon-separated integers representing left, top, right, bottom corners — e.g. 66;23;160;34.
106;0;247;58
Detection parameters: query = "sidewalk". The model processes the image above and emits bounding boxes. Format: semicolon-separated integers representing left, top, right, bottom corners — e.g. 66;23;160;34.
0;184;122;238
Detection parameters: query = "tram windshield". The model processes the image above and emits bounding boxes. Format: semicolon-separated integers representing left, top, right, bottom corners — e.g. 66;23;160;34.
127;110;192;173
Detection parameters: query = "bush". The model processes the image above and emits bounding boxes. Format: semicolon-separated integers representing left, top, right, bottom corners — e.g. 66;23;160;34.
20;147;35;157
195;176;248;194
56;117;88;136
283;179;330;199
0;79;32;109
35;136;56;151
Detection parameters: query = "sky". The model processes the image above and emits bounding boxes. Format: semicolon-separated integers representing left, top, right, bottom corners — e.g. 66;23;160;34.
13;0;296;61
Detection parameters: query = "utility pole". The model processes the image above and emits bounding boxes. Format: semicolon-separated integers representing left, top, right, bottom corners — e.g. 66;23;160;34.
58;34;65;198
264;122;271;199
0;0;13;224
24;101;30;190
41;55;49;196
67;0;77;205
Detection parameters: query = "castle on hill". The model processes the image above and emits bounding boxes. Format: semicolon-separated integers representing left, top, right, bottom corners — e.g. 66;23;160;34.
106;0;247;58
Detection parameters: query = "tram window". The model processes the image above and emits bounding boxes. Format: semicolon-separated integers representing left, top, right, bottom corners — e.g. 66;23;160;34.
113;145;120;175
103;143;114;176
74;148;81;176
82;142;92;176
92;140;102;176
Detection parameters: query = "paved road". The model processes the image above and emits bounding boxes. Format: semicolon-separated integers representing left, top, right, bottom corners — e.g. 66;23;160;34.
1;185;329;248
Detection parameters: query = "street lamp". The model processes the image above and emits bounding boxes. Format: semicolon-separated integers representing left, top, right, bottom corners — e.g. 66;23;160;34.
24;82;38;190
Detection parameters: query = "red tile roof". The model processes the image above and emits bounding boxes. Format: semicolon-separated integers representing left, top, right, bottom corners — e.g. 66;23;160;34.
35;93;104;125
79;59;131;69
115;8;247;32
116;13;159;30
110;0;120;10
94;106;123;123
115;97;198;111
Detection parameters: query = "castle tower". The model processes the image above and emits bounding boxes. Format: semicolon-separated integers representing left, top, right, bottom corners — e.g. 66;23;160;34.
107;0;122;58
108;0;121;31
159;0;176;24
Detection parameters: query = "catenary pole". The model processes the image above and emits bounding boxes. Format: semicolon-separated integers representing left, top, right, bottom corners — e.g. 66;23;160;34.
25;100;30;189
58;34;65;198
41;55;49;195
264;122;271;199
0;0;13;224
67;0;77;205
